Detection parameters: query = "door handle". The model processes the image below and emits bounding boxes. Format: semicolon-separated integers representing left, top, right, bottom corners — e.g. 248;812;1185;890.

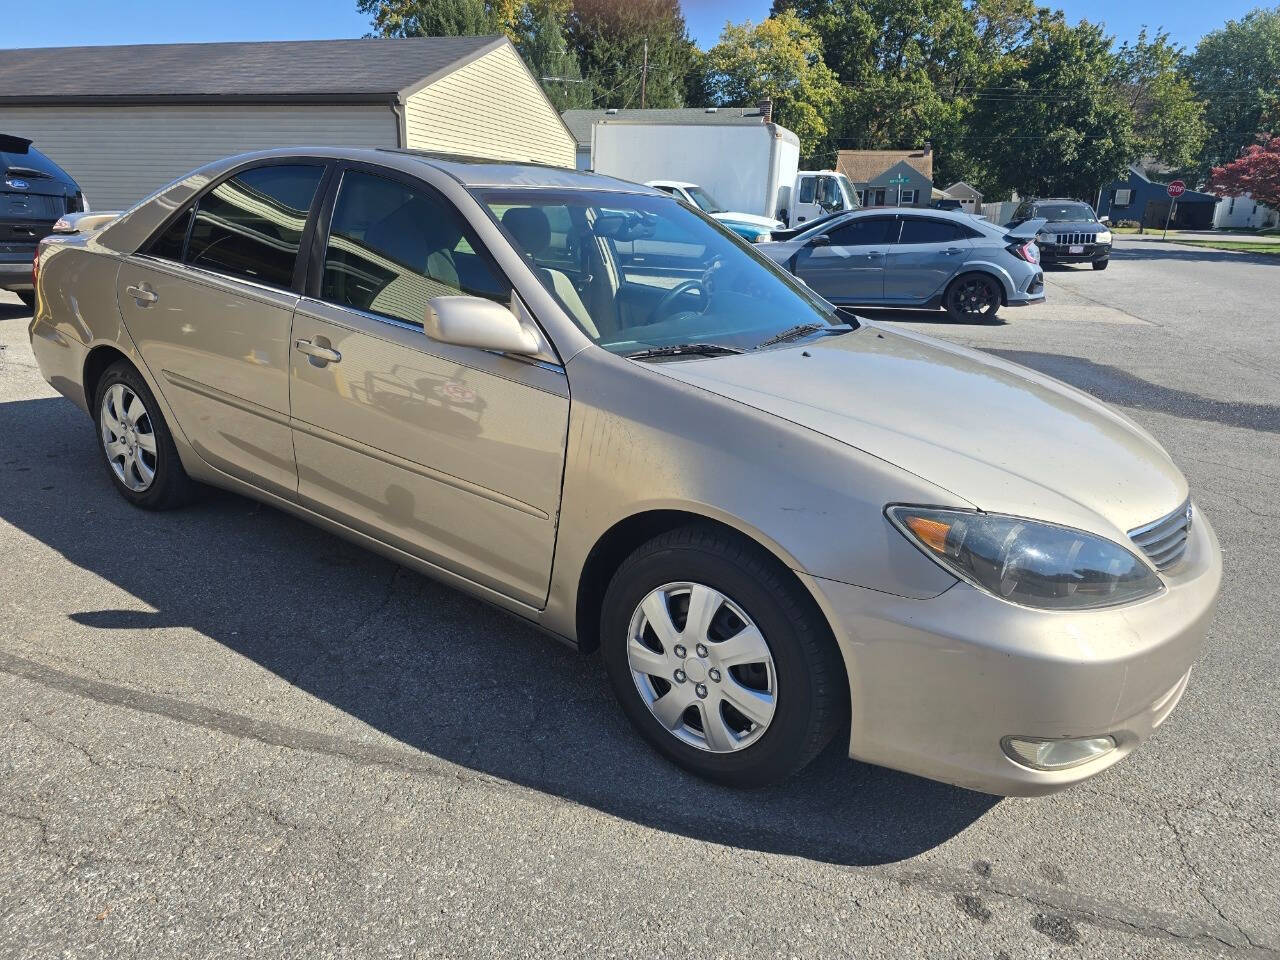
943;247;963;255
294;338;341;364
126;283;158;305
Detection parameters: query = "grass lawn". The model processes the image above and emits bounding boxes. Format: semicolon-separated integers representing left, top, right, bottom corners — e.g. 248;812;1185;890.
1165;238;1280;255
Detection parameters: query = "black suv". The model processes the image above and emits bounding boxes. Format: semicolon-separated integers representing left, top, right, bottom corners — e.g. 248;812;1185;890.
1008;199;1112;270
2;134;86;308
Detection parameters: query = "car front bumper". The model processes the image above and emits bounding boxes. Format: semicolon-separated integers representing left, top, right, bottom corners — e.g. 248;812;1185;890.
801;506;1221;796
1040;242;1111;263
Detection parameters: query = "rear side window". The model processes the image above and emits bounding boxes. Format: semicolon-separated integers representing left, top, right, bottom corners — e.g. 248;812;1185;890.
183;164;324;289
897;219;968;244
827;217;897;246
146;207;192;261
320;170;509;327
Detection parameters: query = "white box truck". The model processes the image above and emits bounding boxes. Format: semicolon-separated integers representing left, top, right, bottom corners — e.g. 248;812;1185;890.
591;119;801;225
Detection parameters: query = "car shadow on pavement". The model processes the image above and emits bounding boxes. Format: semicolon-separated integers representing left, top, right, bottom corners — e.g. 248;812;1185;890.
0;395;1000;868
854;307;1005;326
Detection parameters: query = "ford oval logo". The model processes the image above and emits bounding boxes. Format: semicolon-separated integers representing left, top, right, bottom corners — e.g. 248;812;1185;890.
6;178;28;190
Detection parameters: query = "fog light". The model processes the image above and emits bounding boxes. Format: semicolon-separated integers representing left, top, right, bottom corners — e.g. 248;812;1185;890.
1002;735;1116;771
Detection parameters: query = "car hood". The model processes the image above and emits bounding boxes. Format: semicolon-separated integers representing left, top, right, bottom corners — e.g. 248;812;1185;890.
651;323;1187;538
712;211;784;230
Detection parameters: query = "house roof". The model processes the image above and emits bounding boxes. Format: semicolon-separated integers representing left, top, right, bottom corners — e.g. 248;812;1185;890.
561;106;770;148
0;36;505;106
1122;165;1217;202
945;181;982;198
837;149;934;184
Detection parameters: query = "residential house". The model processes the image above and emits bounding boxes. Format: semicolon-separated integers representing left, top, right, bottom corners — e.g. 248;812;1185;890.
1213;193;1278;230
836;146;934;208
944;181;983;214
1097;165;1217;230
0;36;576;210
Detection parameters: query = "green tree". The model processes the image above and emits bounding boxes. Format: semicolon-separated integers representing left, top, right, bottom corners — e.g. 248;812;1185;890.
566;0;696;109
1187;8;1280;179
1110;30;1206;172
523;4;592;109
705;12;843;159
973;16;1136;198
357;0;488;37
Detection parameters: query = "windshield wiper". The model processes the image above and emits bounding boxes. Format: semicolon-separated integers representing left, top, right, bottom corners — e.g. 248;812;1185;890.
3;166;53;180
624;343;745;360
755;322;851;349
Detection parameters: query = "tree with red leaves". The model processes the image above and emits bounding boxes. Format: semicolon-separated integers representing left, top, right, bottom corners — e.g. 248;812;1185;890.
1208;135;1280;211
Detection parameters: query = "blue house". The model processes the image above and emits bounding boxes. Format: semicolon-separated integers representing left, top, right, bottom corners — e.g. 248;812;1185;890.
1098;165;1218;229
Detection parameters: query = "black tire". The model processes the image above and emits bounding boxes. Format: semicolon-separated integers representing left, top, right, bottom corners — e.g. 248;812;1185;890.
16;290;35;309
601;524;846;787
93;361;200;510
1093;258;1109;271
944;273;1001;322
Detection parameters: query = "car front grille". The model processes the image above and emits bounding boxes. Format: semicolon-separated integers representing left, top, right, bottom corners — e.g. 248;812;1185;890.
1054;232;1097;245
1128;499;1193;571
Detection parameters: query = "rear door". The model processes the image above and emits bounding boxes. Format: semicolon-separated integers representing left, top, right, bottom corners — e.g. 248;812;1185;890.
116;160;327;499
793;215;898;304
882;216;976;303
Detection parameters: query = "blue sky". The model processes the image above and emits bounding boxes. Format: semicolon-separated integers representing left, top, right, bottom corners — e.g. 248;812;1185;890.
5;0;1263;53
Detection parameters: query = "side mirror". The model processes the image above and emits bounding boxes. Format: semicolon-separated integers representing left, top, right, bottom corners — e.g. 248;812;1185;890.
807;233;831;247
424;296;541;355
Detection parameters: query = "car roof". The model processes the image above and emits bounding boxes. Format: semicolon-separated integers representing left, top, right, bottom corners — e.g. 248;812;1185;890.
646;180;697;189
787;206;1001;241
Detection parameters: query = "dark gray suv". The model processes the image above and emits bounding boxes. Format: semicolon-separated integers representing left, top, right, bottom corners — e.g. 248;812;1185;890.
2;135;86;308
1009;199;1113;270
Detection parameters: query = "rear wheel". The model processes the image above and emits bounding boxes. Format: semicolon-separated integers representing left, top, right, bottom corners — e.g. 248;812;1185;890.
1093;258;1109;271
16;290;35;310
93;362;200;510
945;274;1001;322
601;524;846;787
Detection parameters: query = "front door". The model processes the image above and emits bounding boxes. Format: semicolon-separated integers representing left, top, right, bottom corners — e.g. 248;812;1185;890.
882;216;975;303
116;162;326;499
793;215;898;304
289;167;569;607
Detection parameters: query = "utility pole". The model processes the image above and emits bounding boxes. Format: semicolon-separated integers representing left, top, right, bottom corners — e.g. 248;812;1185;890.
641;39;648;109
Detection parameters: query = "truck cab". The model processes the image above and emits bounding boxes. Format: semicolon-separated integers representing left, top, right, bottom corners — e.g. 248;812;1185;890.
788;171;859;228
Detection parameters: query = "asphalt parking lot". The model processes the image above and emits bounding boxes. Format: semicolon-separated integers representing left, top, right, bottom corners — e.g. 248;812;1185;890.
1;235;1277;959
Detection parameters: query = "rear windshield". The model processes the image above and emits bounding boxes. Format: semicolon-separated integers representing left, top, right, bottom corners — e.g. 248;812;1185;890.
1;145;72;183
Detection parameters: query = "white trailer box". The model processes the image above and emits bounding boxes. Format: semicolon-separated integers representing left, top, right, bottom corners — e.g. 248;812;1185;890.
591;120;801;223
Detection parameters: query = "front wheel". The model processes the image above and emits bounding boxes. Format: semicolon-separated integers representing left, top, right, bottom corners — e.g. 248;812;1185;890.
601;524;846;787
1093;258;1109;271
945;274;1001;322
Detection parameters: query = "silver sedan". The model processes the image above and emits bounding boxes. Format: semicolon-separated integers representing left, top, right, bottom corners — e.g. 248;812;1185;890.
28;148;1221;794
758;208;1046;321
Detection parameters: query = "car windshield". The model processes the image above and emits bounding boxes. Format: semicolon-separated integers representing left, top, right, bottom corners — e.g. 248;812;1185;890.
1035;202;1097;222
685;186;725;214
480;188;842;355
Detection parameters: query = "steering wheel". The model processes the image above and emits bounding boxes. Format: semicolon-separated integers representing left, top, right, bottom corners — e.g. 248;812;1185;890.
652;256;724;322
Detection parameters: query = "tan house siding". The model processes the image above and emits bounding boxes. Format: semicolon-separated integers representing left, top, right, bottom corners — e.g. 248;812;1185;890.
0;104;395;210
405;44;575;167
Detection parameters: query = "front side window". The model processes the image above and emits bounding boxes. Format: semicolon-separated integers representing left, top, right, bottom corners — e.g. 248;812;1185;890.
898;218;967;244
321;170;508;327
828;217;897;246
480;188;840;355
817;177;842;208
184;164;323;288
798;178;816;204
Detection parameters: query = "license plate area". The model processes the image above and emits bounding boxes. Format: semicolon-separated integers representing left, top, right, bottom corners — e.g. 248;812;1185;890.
1069;244;1084;254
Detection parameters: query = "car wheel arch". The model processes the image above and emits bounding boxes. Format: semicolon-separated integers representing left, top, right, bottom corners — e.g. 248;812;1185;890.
83;343;135;412
572;508;838;659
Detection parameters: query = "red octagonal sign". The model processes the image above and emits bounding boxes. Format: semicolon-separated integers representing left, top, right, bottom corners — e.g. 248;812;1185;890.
1167;180;1186;199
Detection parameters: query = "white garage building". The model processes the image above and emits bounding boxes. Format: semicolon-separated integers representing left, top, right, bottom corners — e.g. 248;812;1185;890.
0;36;577;210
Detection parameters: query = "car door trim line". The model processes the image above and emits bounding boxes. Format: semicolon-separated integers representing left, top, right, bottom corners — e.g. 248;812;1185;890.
160;369;291;426
289;416;551;521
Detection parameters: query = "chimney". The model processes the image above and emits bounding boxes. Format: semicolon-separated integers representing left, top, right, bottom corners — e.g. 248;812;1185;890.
757;98;773;122
923;141;932;156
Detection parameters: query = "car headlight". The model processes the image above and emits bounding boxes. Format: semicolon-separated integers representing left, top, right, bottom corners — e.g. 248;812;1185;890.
752;231;772;243
886;506;1162;610
1096;229;1112;243
1036;231;1054;243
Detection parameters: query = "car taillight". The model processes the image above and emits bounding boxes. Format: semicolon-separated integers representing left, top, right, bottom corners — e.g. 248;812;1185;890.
1007;240;1040;264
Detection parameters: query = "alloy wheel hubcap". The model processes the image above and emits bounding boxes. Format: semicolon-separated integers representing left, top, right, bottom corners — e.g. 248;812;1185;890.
626;582;777;753
956;279;994;315
100;383;157;492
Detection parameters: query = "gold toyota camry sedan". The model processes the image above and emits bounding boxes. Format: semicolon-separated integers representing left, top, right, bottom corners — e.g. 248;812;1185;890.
28;148;1222;795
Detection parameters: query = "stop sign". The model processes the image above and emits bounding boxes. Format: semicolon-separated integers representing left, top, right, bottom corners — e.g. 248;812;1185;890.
1167;180;1186;199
